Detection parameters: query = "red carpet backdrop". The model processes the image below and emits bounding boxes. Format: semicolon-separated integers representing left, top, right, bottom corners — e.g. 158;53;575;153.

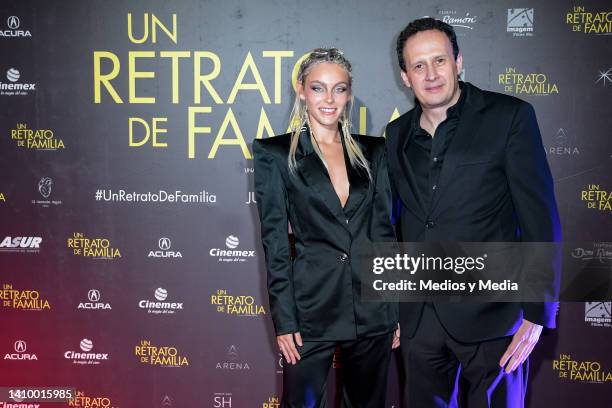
0;0;611;407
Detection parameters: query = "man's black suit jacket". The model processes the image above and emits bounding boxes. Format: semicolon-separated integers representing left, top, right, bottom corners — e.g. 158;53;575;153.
385;82;561;342
253;128;398;341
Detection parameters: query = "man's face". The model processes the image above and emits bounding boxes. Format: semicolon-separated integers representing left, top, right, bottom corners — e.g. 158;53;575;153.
400;29;463;111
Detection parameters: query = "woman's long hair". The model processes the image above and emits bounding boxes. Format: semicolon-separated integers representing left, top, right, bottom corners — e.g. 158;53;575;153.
288;48;371;181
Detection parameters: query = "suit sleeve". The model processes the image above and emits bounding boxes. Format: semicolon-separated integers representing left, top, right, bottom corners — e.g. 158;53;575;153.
505;101;562;329
253;141;298;335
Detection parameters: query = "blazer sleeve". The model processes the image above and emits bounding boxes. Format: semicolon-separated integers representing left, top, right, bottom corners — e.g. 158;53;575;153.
253;140;298;336
371;140;398;243
505;101;562;329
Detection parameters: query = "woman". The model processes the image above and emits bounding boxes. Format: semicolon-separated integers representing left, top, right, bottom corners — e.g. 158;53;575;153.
253;48;399;407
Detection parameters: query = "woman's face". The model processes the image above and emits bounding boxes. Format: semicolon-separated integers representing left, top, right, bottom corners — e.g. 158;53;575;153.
298;62;351;132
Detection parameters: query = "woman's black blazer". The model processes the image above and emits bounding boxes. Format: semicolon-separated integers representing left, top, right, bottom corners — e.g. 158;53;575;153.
253;128;398;341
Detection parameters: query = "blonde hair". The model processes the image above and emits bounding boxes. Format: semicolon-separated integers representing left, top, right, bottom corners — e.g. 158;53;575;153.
288;48;371;181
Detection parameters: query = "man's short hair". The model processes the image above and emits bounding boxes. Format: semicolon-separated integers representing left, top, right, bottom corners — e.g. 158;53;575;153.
396;17;460;72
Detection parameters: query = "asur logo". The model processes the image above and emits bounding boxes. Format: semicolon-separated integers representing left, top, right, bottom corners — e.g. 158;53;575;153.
7;16;19;29
38;177;53;198
7;68;19;82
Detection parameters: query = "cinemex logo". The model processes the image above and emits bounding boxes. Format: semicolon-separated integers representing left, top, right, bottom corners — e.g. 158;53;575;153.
209;235;256;263
148;237;182;258
0;67;36;96
507;8;534;36
4;340;38;361
77;289;112;310
139;288;184;314
0;16;32;38
64;339;109;365
0;236;42;253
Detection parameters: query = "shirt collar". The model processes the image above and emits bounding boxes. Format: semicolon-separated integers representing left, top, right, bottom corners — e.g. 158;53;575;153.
410;81;467;132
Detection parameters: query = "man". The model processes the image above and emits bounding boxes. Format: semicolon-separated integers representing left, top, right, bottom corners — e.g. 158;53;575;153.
385;18;561;407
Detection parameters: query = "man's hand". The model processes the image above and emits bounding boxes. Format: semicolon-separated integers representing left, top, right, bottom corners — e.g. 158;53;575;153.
278;332;303;365
392;323;400;349
499;319;542;373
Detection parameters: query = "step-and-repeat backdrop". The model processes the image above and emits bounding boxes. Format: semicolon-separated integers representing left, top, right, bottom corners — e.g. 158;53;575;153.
1;0;611;407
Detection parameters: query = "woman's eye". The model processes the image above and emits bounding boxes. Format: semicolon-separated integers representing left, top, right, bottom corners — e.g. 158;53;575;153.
311;86;323;92
335;87;347;93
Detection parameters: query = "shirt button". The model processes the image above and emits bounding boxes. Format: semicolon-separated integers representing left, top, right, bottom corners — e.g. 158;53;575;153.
433;156;439;162
432;184;437;190
425;220;436;229
339;253;349;262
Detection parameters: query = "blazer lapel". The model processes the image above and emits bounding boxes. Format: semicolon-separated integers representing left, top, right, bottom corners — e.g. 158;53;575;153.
341;135;370;221
296;127;351;231
429;85;487;215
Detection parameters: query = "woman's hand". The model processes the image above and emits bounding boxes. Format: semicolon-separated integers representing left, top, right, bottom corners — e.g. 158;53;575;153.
278;332;303;365
392;323;400;349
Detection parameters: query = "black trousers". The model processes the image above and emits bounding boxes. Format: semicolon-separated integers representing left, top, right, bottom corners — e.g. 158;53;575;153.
282;332;394;408
401;303;528;408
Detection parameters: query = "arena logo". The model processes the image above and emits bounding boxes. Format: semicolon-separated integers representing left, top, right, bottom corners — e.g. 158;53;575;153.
566;6;612;34
4;340;38;361
580;184;612;212
210;289;266;316
209;235;256;262
436;10;478;30
0;16;32;38
0;236;42;253
148;237;182;258
0;67;36;96
77;289;112;310
10;123;64;150
552;353;612;383
585;302;612;328
33;177;62;207
596;67;612;87
546;128;580;156
64;339;109;365
0;283;51;311
70;389;118;408
139;288;183;314
67;232;122;259
161;395;173;407
262;396;280;408
498;67;558;95
507;8;534;37
213;393;232;408
135;339;190;367
215;345;250;370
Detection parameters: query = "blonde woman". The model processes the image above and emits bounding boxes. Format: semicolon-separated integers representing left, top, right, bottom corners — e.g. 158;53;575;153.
254;48;399;407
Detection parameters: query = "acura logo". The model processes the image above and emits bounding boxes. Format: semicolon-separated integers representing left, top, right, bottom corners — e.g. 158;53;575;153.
14;340;26;353
7;16;20;30
158;237;171;250
88;289;101;302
